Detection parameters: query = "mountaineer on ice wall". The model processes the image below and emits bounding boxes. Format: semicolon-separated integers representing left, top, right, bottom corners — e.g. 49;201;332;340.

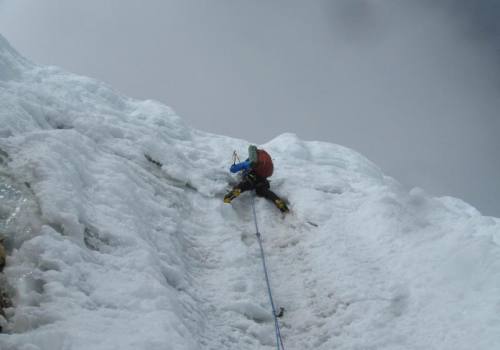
224;145;289;213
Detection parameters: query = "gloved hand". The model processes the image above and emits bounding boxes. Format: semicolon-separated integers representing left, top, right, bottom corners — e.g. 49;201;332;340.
230;163;240;173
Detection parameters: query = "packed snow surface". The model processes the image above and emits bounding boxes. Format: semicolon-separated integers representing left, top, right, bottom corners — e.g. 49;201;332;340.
0;34;499;350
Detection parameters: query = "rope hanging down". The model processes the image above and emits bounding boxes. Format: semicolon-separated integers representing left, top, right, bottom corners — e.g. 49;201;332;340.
251;194;286;350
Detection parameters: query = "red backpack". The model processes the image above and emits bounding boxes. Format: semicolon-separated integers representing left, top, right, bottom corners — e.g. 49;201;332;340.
254;149;274;178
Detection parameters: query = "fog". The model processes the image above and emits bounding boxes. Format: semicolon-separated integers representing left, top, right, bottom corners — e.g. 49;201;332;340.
0;0;499;216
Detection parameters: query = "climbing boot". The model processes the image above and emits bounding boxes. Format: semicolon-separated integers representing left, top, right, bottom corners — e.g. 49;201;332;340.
274;199;289;213
224;188;241;203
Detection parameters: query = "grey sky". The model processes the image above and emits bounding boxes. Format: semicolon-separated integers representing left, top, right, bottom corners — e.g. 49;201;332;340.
0;0;499;216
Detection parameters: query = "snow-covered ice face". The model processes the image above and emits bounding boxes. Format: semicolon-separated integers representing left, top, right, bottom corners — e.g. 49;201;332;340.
0;175;41;250
0;33;499;350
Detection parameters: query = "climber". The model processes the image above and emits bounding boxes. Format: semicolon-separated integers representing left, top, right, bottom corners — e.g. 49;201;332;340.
224;145;289;213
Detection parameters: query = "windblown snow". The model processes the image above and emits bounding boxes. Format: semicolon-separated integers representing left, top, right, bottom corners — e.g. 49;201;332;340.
0;34;499;350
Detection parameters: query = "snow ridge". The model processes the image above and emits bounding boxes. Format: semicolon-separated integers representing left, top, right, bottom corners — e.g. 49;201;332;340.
0;34;500;350
0;34;32;81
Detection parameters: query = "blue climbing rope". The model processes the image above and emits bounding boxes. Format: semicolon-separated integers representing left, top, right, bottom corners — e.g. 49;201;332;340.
251;194;286;350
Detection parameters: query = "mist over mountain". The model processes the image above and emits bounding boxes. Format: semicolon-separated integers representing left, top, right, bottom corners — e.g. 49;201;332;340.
0;0;499;216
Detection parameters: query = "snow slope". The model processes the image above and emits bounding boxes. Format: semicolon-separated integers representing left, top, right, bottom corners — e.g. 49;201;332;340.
0;34;499;350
